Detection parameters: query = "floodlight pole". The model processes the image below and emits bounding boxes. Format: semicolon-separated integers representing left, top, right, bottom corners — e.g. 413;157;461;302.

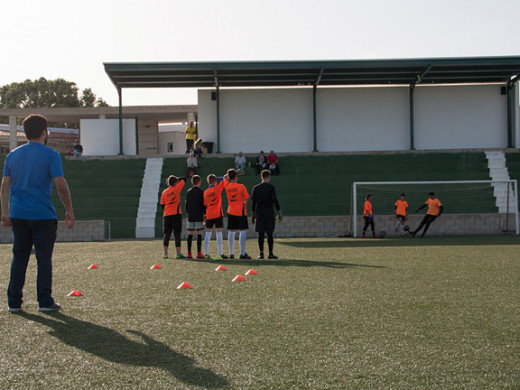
118;87;123;155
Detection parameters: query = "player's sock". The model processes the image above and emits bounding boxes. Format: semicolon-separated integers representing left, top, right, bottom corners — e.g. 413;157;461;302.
204;231;212;255
187;234;193;253
267;232;274;253
216;232;223;254
196;234;202;253
239;230;247;256
258;232;265;253
228;231;236;255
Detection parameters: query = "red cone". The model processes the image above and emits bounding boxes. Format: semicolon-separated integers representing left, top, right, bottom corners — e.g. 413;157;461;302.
245;269;258;276
232;275;246;282
150;264;162;269
177;281;194;289
215;265;228;271
88;264;99;269
67;290;84;297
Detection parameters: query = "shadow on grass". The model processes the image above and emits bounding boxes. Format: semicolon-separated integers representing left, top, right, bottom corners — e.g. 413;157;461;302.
279;235;520;249
19;312;228;389
189;257;385;269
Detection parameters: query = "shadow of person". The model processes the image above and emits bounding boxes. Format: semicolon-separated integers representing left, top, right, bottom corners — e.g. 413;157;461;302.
19;312;228;389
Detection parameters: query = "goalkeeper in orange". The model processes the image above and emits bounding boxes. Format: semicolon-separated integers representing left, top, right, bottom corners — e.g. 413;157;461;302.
394;193;408;235
410;192;443;238
361;194;376;238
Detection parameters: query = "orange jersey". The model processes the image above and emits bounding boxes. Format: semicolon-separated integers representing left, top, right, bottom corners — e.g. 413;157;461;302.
161;180;185;216
363;200;373;217
204;181;225;220
395;200;408;216
426;198;442;216
224;179;249;216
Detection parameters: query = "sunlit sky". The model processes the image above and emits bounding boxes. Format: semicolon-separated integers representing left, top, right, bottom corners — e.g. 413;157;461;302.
2;0;519;106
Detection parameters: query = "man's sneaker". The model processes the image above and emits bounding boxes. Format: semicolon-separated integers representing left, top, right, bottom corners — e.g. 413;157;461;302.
8;307;22;313
240;253;251;259
162;253;168;259
197;252;205;259
38;303;61;312
361;233;366;238
186;252;193;259
268;253;278;259
204;254;212;260
229;254;234;259
176;253;186;259
220;254;229;259
257;252;264;259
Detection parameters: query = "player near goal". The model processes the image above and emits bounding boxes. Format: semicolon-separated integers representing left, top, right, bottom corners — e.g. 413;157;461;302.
410;192;443;238
251;169;281;259
395;193;408;234
362;194;376;238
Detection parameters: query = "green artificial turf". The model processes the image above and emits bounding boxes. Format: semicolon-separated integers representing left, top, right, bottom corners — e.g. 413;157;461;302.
0;236;519;389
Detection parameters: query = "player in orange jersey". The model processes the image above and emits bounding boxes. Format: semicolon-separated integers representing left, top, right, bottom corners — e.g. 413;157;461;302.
160;175;186;259
362;194;376;238
224;169;251;259
395;193;408;235
411;192;443;238
203;174;227;260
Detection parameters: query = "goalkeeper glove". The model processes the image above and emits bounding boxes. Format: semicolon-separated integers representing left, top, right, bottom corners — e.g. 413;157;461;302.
277;211;283;223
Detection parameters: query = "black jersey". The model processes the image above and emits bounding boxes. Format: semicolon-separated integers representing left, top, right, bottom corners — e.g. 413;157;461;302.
251;182;280;217
185;186;205;222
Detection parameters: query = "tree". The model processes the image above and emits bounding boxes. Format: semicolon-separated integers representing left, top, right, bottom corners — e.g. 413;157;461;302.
0;78;109;109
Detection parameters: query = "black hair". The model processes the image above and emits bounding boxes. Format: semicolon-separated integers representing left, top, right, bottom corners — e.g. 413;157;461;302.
22;114;47;140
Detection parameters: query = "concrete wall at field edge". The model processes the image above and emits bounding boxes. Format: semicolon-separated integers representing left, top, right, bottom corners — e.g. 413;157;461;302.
0;220;106;244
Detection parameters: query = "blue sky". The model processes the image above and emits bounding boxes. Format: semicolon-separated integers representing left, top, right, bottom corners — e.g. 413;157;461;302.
2;0;519;106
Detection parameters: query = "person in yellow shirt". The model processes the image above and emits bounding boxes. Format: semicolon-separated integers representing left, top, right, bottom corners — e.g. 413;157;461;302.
394;193;408;235
362;194;376;238
411;192;443;238
185;121;197;154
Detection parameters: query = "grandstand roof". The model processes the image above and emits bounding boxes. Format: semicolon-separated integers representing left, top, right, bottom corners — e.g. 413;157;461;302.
104;56;520;88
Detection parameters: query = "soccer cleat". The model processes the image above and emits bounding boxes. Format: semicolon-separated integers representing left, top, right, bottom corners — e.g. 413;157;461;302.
240;253;251;260
197;252;205;259
257;252;264;259
229;254;234;259
8;307;22;313
176;253;186;259
214;255;223;260
372;233;377;238
361;233;366;238
162;253;168;259
219;254;229;259
38;303;61;312
186;252;193;259
204;254;212;260
268;253;278;259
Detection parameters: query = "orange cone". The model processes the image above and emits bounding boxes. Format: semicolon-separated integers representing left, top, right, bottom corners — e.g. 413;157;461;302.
177;281;193;289
67;290;84;297
232;275;246;282
88;264;99;270
215;265;228;271
150;264;162;269
245;269;257;276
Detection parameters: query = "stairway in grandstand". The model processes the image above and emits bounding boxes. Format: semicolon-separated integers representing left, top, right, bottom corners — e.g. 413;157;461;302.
485;151;516;213
136;158;163;238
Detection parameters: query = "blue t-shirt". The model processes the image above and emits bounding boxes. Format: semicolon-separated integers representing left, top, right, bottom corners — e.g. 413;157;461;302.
3;142;64;220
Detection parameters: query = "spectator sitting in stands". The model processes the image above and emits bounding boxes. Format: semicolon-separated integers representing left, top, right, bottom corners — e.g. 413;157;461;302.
255;150;267;175
72;139;84;161
187;151;198;177
267;150;280;175
235;151;246;175
193;138;203;159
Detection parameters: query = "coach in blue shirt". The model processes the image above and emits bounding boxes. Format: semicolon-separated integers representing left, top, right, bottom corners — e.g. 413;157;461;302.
1;114;75;313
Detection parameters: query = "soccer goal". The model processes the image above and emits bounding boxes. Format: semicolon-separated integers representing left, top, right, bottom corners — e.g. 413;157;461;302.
351;180;519;237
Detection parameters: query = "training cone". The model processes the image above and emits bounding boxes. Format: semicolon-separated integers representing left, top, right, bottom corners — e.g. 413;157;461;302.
150;264;162;269
215;265;228;272
67;290;84;297
232;275;246;282
177;281;193;289
88;264;99;270
245;269;258;276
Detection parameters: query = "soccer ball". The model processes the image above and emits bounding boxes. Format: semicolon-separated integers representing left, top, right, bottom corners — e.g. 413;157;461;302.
379;230;386;238
403;225;410;231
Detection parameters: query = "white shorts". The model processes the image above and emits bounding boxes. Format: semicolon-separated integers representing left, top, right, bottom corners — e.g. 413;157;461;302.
187;221;204;230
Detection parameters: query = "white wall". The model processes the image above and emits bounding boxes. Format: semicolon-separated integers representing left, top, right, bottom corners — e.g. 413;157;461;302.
158;130;185;154
317;87;410;152
414;84;508;149
80;119;137;156
198;89;313;153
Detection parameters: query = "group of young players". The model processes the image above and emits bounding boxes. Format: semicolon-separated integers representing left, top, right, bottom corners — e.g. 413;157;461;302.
362;192;444;238
160;168;282;260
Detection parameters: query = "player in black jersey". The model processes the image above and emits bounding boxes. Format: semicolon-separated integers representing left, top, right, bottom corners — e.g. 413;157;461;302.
251;170;281;259
185;175;205;259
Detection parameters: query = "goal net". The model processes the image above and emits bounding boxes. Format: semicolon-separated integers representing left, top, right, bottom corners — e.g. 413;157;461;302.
351;180;519;237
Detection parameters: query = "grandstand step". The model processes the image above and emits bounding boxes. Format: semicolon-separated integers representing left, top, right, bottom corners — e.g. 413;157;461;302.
136;158;164;238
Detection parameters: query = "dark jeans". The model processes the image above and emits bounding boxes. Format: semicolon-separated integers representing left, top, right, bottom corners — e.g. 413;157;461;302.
186;139;194;153
7;219;57;309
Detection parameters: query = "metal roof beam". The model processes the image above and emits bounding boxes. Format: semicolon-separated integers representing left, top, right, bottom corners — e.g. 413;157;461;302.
315;68;324;86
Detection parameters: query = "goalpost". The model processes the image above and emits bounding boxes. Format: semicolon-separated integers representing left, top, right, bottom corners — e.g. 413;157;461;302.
351;180;519;237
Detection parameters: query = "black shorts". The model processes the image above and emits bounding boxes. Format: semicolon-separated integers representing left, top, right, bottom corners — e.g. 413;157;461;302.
228;215;248;230
163;214;182;234
206;216;224;229
255;214;275;233
396;214;406;221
